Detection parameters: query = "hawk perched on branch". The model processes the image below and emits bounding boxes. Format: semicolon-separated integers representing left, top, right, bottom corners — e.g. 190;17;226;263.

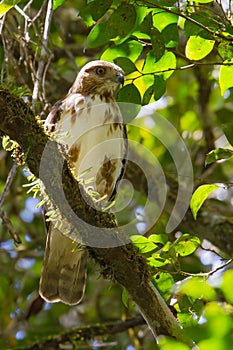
39;60;127;305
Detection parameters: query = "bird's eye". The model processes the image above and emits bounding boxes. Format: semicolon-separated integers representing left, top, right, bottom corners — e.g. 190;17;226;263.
95;67;106;76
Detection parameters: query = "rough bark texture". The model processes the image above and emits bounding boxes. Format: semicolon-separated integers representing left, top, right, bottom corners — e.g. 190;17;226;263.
0;88;193;345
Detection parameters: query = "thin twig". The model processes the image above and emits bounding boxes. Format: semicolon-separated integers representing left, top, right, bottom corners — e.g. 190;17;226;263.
0;161;18;208
15;5;32;23
138;0;233;41
0;209;21;244
128;61;233;83
158;258;233;278
31;0;53;110
0;161;20;243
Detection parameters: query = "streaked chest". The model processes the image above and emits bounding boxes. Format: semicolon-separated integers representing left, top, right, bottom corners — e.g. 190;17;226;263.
55;94;127;199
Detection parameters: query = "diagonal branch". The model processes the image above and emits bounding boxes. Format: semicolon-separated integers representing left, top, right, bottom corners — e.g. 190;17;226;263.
15;317;146;350
0;87;194;346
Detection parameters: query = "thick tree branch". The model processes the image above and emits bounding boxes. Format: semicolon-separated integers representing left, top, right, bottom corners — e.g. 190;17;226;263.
0;87;193;346
15;317;145;350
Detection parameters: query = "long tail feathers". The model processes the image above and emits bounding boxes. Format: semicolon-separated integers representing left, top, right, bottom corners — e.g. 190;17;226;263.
39;227;87;305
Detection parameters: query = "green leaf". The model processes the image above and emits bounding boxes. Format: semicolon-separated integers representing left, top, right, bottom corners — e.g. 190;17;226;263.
2;135;18;151
184;12;220;38
193;0;213;2
143;50;176;79
79;0;112;22
101;40;143;62
185;36;215;60
139;11;153;35
52;0;66;10
117;84;141;105
206;148;233;165
178;277;217;301
153;75;166;100
218;42;233;61
0;0;20;18
86;3;137;48
122;288;129;308
219;61;233;95
108;3;136;39
148;255;170;267
142;84;154;105
222;122;233;146
162;23;179;48
130;235;157;253
178;312;197;327
152;272;174;300
149;234;168;245
151;0;176;5
114;57;137;75
150;27;165;62
171;234;201;257
152;8;178;31
221;270;233;304
190;184;220;220
158;337;189;350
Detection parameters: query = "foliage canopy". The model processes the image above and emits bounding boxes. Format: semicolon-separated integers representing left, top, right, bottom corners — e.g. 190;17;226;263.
1;0;233;349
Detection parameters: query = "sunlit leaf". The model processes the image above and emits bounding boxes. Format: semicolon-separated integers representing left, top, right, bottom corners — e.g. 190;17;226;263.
131;235;157;253
190;184;220;220
0;0;20;18
193;0;213;2
185;36;215;60
178;277;217;301
149;234;168;245
152;272;174;300
203;302;233;337
101;40;143;62
219;61;233;95
221;270;233;304
158;337;189;350
206;148;233;165
53;0;66;10
171;234;201;257
152;8;178;31
178;312;197;327
143;50;176;79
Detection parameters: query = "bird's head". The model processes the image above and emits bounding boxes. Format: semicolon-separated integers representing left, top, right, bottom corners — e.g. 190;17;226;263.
70;60;124;100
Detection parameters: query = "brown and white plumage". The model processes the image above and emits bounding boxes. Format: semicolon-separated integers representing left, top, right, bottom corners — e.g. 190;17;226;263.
39;60;127;305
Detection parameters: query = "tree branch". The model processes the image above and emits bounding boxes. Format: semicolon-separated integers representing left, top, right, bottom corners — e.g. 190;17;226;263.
0;87;194;346
14;317;145;350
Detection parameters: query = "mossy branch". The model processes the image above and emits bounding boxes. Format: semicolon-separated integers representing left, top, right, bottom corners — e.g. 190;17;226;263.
0;87;194;346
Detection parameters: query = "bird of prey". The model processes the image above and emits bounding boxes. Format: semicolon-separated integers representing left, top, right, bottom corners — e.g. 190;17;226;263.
39;60;127;305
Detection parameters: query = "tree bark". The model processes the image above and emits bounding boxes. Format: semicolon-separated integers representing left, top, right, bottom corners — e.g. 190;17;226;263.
0;87;194;346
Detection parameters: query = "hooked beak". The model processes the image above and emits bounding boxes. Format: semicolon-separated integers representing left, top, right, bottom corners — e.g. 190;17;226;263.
116;72;124;85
